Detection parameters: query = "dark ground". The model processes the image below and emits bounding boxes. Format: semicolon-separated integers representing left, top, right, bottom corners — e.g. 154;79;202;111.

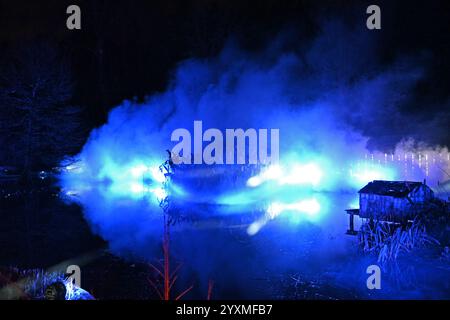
0;178;161;299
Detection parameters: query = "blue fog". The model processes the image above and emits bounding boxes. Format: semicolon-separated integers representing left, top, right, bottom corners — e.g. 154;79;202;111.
60;20;450;299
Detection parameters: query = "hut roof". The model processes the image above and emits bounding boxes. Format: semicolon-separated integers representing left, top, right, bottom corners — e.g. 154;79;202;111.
358;180;423;197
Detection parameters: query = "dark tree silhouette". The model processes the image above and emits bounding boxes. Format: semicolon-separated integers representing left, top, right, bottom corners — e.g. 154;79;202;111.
0;42;83;176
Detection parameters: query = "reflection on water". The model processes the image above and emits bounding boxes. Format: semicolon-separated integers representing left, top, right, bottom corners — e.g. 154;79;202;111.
57;153;450;299
63;185;449;299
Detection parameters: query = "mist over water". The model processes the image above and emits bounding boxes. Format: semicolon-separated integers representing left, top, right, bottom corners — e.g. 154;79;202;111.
60;19;450;298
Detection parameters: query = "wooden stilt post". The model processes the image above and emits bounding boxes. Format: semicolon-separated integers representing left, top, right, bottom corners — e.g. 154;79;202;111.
345;209;359;235
349;213;355;233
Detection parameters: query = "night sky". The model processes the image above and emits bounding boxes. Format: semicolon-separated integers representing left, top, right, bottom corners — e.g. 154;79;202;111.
0;0;449;148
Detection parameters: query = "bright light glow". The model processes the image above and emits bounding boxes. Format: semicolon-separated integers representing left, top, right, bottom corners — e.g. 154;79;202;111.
130;183;145;193
350;166;395;187
130;164;148;178
150;187;167;201
246;165;282;187
247;220;265;236
269;198;321;216
122;164;169;201
352;170;383;182
63;160;169;204
150;166;166;183
65;163;84;173
267;202;283;219
280;163;322;186
65;190;78;196
128;164;168;201
247;198;322;236
263;165;283;180
289;198;321;216
129;180;166;201
246;176;262;187
246;163;323;187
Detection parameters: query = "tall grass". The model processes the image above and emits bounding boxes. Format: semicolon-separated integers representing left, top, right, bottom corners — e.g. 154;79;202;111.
358;219;439;264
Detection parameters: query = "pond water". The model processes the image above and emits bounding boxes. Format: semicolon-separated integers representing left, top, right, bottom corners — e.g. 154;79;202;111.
59;182;450;299
1;171;449;299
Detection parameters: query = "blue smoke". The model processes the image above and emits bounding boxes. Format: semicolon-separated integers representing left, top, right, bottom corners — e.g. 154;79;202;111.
59;19;449;298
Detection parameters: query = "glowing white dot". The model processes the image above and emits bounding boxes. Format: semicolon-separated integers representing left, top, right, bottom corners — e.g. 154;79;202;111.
247;220;265;236
246;176;262;187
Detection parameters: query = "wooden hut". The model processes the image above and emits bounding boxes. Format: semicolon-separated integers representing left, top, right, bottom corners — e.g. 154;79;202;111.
346;180;434;235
